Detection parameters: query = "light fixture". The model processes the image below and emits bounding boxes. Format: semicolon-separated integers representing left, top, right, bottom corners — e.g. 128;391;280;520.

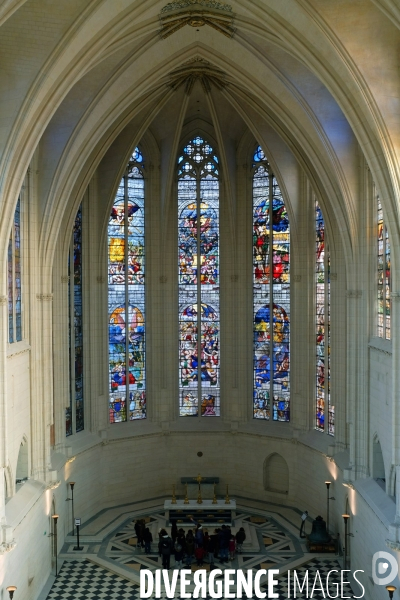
341;514;353;570
52;514;59;576
6;586;17;599
325;482;335;534
66;482;76;536
386;585;397;599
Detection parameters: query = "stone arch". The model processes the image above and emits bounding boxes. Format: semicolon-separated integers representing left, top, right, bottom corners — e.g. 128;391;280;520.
15;436;28;482
263;453;289;494
372;434;386;481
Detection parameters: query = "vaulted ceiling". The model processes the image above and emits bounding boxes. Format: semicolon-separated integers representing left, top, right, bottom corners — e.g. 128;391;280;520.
0;0;399;274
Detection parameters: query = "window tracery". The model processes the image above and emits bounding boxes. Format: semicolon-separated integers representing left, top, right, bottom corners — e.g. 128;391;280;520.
108;147;146;423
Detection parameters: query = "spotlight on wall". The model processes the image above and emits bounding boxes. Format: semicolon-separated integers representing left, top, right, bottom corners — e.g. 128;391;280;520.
6;586;17;599
386;585;397;599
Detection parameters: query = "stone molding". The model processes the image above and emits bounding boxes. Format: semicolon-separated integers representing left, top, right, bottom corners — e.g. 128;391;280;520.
36;293;53;301
390;292;400;301
61;275;69;283
346;290;362;298
161;1;233;14
0;296;7;305
160;1;235;39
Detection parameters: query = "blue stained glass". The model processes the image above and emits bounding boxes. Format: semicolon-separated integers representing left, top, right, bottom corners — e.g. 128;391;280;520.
7;233;13;343
7;197;22;344
253;146;290;421
73;206;84;432
178;137;220;417
66;205;84;435
315;201;333;435
109;147;146;423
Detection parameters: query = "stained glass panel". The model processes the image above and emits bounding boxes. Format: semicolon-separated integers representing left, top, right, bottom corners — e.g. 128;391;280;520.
315;201;333;435
253;146;290;421
7;197;22;344
7;233;13;343
377;195;391;340
66;205;84;436
109;147;146;423
178;137;220;417
377;197;384;337
315;201;325;431
73;207;84;432
14;199;21;341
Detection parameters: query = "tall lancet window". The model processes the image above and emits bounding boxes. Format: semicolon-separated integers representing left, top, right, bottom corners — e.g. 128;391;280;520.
253;145;290;421
178;136;220;417
108;147;146;423
315;201;333;434
8;197;22;343
66;205;84;436
377;195;391;339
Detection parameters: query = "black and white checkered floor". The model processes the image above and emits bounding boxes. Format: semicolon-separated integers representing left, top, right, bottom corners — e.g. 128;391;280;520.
46;558;354;599
46;560;138;599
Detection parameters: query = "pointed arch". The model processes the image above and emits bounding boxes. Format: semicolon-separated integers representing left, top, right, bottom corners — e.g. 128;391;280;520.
253;145;290;422
108;146;146;423
178;136;220;418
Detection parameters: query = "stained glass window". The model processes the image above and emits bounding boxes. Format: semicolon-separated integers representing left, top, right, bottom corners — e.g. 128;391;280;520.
315;201;333;434
377;195;391;339
108;147;146;423
7;197;22;343
178;137;220;417
253;146;290;421
66;205;84;436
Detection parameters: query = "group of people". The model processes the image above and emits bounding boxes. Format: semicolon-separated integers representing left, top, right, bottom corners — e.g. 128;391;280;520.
157;520;246;570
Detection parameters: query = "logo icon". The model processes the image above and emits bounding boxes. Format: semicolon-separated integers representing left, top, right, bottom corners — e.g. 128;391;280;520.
372;551;398;585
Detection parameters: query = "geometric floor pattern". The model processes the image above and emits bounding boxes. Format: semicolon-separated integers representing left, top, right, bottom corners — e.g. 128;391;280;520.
45;557;353;599
47;503;357;598
103;509;303;575
46;560;138;599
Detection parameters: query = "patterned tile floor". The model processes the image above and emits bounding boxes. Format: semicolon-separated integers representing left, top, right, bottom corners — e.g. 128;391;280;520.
44;503;357;599
46;558;354;599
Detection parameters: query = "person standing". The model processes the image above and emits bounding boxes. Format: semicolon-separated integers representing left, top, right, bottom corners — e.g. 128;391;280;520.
143;527;153;554
185;530;195;567
174;539;184;568
158;529;173;569
235;527;246;553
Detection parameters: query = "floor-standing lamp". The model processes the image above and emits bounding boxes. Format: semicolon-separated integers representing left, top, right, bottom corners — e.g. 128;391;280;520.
52;514;59;577
66;482;75;536
386;586;397;599
325;481;335;534
342;514;354;569
6;586;17;599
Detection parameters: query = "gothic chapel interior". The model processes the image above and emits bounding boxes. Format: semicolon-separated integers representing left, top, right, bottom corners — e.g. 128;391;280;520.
1;0;400;598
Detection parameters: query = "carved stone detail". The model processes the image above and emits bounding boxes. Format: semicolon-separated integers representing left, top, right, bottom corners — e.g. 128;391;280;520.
160;276;168;284
161;1;233;14
0;296;7;305
346;290;362;299
160;1;235;39
97;276;105;284
169;60;227;92
230;274;238;282
61;276;69;283
36;294;53;301
390;292;400;302
330;273;337;281
294;275;301;282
